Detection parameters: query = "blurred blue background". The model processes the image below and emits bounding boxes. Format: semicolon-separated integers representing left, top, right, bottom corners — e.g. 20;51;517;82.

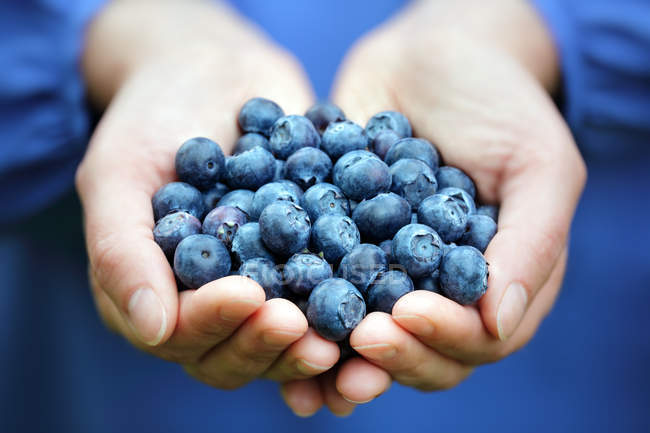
1;0;649;432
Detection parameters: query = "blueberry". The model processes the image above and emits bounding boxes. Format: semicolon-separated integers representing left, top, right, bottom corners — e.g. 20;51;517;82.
305;101;346;135
230;222;275;267
225;146;276;191
269;115;321;160
285;147;332;190
443;242;458;256
459;214;497;253
477;205;499;223
202;182;230;213
273;159;286;181
352;192;411;242
250;181;303;220
234;133;270;154
259;201;311;257
300;183;350;222
417;194;468;243
202;206;248;250
174;234;231;289
238;97;284;136
333;150;391;201
391;224;443;279
389;158;437;210
239;257;285;300
384;138;440;172
284;253;333;297
416;270;442;294
439;245;488;305
436;166;476;199
175;137;226;190
321;121;368;160
337;244;388;295
411;213;418;224
371;130;400;160
378;239;393;264
152;182;205;221
306;278;366;341
217;189;254;218
311;214;360;263
153;211;202;259
365;111;412;142
437;187;477;215
366;270;414;313
349;199;360;214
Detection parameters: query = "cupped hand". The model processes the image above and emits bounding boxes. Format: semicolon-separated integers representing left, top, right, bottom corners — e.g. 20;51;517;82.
281;0;586;413
76;0;339;397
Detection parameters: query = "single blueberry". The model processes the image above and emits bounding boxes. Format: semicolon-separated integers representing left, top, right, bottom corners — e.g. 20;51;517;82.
384;138;440;172
371;129;401;160
224;146;276;191
365;111;412;142
366;270;414;313
234;133;270;154
273;159;286;181
439;245;488;305
437;187;476;215
459;214;497;253
305;101;346;135
416;270;442;294
337;244;388;295
333;150;391;201
306;278;366;341
300;183;350;222
175;137;226;190
378;239;393;264
231;222;275;266
285;147;333;190
352;192;411;242
202;182;230;213
250;181;303;220
477;205;499;223
390;159;438;210
174;234;231;289
259;201;311;257
238;97;284;136
152;182;205;221
217;189;254;218
239;257;285;300
269;115;321;160
311;214;360;263
436;166;476;199
321;120;368;160
153;211;202;260
202;206;248;250
392;224;443;279
417;194;468;243
284;253;333;297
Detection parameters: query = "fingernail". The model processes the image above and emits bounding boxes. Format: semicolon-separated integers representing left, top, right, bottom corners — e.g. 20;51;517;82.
343;396;374;404
296;359;330;375
126;288;167;346
393;314;434;336
219;298;263;322
352;343;397;360
497;282;528;341
262;329;304;346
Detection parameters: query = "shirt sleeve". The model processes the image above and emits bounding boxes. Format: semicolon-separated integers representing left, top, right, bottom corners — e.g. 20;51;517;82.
529;0;650;156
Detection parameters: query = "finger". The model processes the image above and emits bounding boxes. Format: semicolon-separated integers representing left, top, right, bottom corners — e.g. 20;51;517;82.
264;328;340;382
336;357;392;404
393;247;568;364
320;370;356;417
192;298;307;389
351;312;473;391
280;379;323;418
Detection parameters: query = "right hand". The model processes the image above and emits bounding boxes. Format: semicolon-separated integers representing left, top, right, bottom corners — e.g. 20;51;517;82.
76;0;342;407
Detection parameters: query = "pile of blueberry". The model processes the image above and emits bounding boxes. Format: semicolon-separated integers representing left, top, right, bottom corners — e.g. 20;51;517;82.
152;97;498;344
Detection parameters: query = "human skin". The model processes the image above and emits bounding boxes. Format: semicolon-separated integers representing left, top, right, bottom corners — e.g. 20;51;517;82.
279;0;586;415
77;0;350;415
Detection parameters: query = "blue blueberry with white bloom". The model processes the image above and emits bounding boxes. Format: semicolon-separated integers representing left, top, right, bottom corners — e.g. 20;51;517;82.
234;132;270;155
390;158;438;210
436;166;476;199
337;244;388;295
152;182;205;221
307;278;366;341
238;97;284;136
417;194;468;243
392;224;443;279
384;137;440;172
365;111;412;142
439;245;488;305
459;214;497;253
217;189;254;218
333;150;391;201
231;222;275;266
305;101;346;135
269;115;321;160
366;270;414;313
321;120;368;160
250;181;303;220
239;258;285;300
259;201;311;257
153;211;202;260
225;146;275;191
300;183;350;222
175;137;226;190
352;192;411;242
174;234;231;289
311;214;360;263
284;253;333;297
285;147;332;190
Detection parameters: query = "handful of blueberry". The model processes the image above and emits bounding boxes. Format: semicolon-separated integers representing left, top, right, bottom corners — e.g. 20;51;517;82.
152;97;498;345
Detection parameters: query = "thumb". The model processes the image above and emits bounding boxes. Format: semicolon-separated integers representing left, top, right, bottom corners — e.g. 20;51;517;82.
479;141;586;340
77;164;178;347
